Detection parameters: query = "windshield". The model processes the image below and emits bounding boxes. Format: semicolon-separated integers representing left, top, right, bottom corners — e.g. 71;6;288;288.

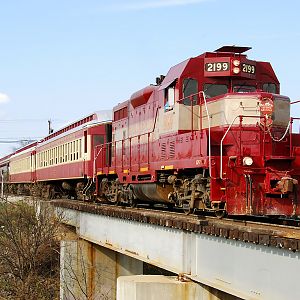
203;84;228;98
272;97;290;127
233;85;256;93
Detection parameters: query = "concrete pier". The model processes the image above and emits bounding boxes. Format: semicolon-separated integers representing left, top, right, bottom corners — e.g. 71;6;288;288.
117;275;241;300
60;236;143;300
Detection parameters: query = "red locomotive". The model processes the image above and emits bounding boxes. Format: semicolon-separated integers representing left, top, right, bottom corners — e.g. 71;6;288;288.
1;46;300;218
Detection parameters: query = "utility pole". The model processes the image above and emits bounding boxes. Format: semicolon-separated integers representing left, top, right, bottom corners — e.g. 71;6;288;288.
48;119;54;134
1;170;4;199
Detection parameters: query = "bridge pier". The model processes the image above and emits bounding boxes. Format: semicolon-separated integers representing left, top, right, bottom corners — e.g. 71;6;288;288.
117;275;240;300
60;232;143;300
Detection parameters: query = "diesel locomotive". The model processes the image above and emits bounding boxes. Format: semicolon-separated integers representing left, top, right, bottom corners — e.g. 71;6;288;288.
1;45;300;218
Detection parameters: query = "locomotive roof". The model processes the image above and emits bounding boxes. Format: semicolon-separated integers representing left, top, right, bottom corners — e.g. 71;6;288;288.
158;59;190;90
214;45;251;53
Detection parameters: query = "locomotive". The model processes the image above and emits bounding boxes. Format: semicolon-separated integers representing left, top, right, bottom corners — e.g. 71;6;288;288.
1;45;300;218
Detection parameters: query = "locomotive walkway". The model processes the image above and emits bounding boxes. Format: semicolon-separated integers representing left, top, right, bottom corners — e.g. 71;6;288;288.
53;200;300;300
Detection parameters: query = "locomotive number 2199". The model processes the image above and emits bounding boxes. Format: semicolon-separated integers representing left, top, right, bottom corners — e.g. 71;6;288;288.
205;62;229;72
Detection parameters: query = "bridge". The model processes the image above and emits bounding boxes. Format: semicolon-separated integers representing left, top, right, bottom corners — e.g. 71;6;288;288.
52;200;300;300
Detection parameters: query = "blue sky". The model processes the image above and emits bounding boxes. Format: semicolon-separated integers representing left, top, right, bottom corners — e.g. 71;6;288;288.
0;0;299;156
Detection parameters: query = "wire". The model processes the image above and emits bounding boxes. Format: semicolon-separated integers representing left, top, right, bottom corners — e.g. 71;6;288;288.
0;140;38;144
0;119;64;123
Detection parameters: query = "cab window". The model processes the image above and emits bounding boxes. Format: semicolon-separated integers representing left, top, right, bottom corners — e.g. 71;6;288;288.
203;84;228;98
233;85;256;93
182;78;198;105
164;82;176;111
263;83;276;94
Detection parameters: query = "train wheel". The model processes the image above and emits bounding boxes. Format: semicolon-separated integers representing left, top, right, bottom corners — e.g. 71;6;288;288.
129;198;137;208
167;203;174;210
107;194;119;205
183;202;195;215
215;210;227;219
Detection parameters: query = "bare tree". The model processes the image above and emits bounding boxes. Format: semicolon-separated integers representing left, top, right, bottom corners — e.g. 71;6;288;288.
0;200;61;299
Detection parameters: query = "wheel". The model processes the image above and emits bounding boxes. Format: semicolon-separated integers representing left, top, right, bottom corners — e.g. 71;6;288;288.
182;202;195;215
215;210;227;218
107;193;119;205
129;198;137;208
167;203;174;210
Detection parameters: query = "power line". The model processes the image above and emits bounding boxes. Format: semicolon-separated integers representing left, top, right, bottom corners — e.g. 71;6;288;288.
0;119;64;123
0;141;37;144
0;137;42;140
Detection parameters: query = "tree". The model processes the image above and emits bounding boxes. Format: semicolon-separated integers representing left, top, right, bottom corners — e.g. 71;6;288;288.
0;200;61;299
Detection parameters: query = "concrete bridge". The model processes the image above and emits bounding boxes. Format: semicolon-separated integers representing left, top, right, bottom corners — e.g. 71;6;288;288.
53;200;300;300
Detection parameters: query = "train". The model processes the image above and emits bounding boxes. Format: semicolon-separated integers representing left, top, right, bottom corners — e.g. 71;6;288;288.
1;45;300;218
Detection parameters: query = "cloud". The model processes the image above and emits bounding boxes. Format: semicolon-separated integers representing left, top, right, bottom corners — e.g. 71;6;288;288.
109;0;210;11
0;93;10;104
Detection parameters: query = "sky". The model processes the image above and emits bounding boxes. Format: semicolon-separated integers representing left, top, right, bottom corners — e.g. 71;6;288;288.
0;0;299;156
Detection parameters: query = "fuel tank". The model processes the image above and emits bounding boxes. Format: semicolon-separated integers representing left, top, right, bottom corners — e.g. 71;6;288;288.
132;183;173;203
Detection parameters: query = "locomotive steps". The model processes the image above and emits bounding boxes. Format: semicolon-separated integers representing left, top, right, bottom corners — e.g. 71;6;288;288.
52;199;300;252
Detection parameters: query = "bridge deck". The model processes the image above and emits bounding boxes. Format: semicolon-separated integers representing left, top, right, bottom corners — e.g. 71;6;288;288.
53;200;300;300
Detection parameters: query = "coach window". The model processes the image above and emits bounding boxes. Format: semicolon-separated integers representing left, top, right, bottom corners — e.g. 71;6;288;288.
54;147;57;164
93;135;104;147
79;139;82;159
59;145;62;163
65;144;67;162
84;131;88;153
73;141;76;160
71;142;73;161
203;84;228;98
182;78;198;105
71;142;73;160
75;140;78;160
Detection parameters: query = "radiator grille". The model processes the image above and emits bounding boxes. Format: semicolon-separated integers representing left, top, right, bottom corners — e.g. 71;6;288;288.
161;143;166;160
169;141;175;159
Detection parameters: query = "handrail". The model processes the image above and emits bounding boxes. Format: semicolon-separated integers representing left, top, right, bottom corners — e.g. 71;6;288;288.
199;91;213;178
291;100;300;104
93;145;103;181
220;116;239;179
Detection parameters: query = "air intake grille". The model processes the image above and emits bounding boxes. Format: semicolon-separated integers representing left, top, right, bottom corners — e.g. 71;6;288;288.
169;141;175;159
161;143;166;160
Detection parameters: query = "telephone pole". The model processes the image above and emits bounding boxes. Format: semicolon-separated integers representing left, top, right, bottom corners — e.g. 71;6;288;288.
48;119;54;134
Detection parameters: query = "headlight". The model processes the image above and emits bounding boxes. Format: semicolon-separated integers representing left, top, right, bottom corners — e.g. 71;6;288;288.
233;67;240;74
243;156;253;166
233;59;240;66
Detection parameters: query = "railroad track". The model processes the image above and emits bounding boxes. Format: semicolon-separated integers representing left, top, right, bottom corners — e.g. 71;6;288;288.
52;199;300;252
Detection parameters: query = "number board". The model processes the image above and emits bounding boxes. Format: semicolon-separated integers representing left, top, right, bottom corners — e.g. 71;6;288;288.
241;63;256;75
204;58;231;77
205;62;229;72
